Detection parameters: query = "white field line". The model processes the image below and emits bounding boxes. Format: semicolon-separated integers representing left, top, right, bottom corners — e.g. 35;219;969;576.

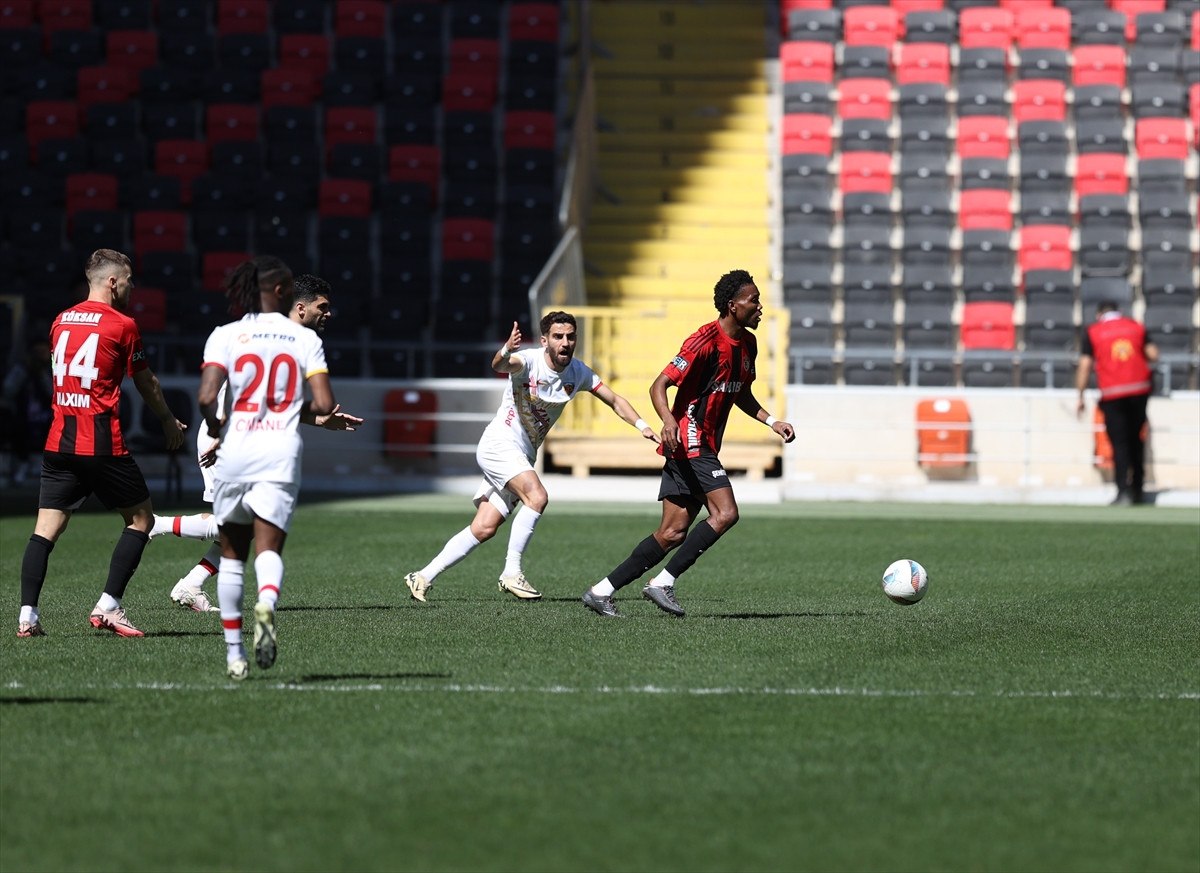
5;680;1199;701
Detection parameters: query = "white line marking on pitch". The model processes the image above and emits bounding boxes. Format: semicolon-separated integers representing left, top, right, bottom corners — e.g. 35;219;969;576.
5;679;1198;700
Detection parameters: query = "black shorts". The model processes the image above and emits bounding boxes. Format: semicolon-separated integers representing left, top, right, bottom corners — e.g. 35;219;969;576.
38;452;151;512
658;451;732;503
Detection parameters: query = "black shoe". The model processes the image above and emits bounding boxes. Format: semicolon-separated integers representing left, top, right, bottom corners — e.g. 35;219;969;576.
642;585;685;617
581;589;620;618
1111;491;1134;506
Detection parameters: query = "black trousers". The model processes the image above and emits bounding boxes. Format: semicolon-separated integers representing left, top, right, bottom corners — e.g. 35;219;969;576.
1099;393;1149;495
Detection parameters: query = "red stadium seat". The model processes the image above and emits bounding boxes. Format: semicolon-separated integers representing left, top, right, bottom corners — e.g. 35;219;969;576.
781;41;835;83
76;65;135;111
894;0;943;14
1012;80;1066;123
1000;0;1051;7
318;178;372;216
840;151;892;194
1135;118;1189;160
508;3;560;42
1190;84;1200;146
278;34;331;76
335;0;386;37
202;252;252;291
957;116;1009;160
1;1;35;29
324;107;378;148
781;113;832;155
206;104;259;145
388;144;440;204
25;100;79;150
838;78;892;120
1019;225;1072;273
133;211;188;253
129;287;167;333
1015;6;1070;50
217;0;268;34
442;73;496;111
154;140;208;204
960;301;1015;350
844;6;899;47
959;7;1012;49
1075;154;1129;197
915;398;971;469
959;189;1012;231
105;30;157;71
504;111;555;150
1193;9;1199;51
1072;46;1126;88
383;388;437;458
65;172;118;218
449;38;500;77
441;218;495;262
896;43;950;86
38;0;91;37
260;68;320;108
1112;0;1165;40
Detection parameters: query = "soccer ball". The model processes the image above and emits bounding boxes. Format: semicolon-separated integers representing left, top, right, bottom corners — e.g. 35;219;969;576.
882;559;929;605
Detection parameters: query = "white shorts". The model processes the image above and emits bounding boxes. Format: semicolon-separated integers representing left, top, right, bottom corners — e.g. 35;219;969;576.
211;480;299;531
473;436;533;517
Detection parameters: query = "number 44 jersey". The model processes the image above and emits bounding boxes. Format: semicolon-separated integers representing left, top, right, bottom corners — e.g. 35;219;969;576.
202;311;328;485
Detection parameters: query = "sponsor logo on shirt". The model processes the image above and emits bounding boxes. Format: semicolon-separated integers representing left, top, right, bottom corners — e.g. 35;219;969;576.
57;392;91;408
131;349;146;363
710;380;744;393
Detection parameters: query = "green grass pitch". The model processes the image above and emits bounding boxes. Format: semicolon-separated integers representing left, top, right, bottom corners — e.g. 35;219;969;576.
2;496;1198;872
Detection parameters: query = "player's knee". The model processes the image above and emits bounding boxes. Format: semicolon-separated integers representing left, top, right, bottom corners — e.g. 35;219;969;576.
659;526;688;549
709;509;739;533
471;520;499;541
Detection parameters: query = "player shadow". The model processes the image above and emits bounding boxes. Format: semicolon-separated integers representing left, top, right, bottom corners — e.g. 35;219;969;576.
297;672;452;683
281;604;401;611
710;611;872;620
144;630;218;638
0;696;99;705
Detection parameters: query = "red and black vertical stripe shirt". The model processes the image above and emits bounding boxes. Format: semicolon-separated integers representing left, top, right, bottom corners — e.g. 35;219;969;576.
44;300;148;456
658;320;757;460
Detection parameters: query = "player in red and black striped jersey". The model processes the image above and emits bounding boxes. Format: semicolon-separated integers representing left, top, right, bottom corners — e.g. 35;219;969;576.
17;249;186;639
582;270;796;618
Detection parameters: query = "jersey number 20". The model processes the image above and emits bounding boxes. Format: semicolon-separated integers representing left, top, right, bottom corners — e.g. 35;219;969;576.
232;353;299;413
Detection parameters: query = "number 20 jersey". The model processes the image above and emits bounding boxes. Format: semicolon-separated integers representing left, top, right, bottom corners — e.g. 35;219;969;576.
201;311;328;485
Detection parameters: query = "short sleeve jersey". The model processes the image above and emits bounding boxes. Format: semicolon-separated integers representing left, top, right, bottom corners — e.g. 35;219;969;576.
659;320;757;459
45;300;148;456
481;348;603;459
201;312;328;484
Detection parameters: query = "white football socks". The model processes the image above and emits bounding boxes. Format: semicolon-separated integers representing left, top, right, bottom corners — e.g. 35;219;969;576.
419;527;481;582
179;542;222;589
592;578;615;597
254;550;283;608
153;513;220;540
648;569;676;589
96;593;120;611
218;557;245;659
502;508;541;577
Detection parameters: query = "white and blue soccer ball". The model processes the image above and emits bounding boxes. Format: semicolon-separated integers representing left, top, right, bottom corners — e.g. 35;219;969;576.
882;559;929;605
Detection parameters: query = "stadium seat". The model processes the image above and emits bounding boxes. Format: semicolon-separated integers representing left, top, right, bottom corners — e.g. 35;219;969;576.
904;10;955;44
106;29;157;71
1143;302;1196;351
335;35;387;80
841;118;891;152
1074;8;1126;45
388;144;439;203
840;151;892;194
785;6;840;43
441;72;496;111
780;41;835;82
509;3;559;42
903;301;955;349
441;217;494;262
201;251;250;291
1076;116;1127;155
260;68;319;108
915;398;972;467
1073;85;1124;122
841;45;891;79
1012;80;1066;123
38;0;92;37
382;387;437;457
1136;118;1190;159
90;136;146;179
35;137;88;177
450;0;499;38
323;70;379;107
206;103;258;144
217;0;268;34
504;110;555;150
843;357;896;386
843;5;899;46
896;43;950;85
960;301;1015;350
317;178;370;217
1075;154;1129;197
128;286;166;333
784;81;834;114
277;34;330;76
1079;275;1132;310
1136;10;1186;47
838;78;892;120
959;6;1012;49
154;139;207;203
125;173;181;209
77;66;135;112
959;189;1011;230
957;79;1007;117
957;115;1009;159
64;171;117;218
1019;225;1072;273
192;209;249;251
1017;48;1069;82
1015;6;1070;49
335;0;385;38
133;210;187;253
274;0;325;34
1073;45;1126;87
781;113;832;156
324;107;377;149
961;358;1016;389
449;37;499;78
957;47;1007;82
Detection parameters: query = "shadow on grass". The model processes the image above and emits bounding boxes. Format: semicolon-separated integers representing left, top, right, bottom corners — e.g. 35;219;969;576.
297;672;452;683
144;630;218;638
710;612;872;620
1;696;99;705
281;605;400;612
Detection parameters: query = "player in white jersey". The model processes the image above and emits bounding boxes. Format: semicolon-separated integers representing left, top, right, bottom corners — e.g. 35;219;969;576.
150;275;362;613
198;256;336;681
403;311;659;602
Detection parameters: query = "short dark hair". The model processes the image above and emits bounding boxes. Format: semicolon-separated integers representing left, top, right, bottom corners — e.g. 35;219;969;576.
540;310;576;335
84;249;131;281
1096;300;1120;315
713;269;755;315
294;274;331;304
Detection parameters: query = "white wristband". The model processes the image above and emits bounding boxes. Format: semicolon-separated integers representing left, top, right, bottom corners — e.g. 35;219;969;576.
634;418;649;431
765;415;777;427
499;345;513;359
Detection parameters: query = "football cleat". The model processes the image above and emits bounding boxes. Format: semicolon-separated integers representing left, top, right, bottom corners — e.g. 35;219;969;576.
642;585;686;617
170;581;219;613
498;573;542;600
405;571;432;603
227;658;249;681
581;589;620;618
16;621;46;638
253;602;276;669
89;607;144;638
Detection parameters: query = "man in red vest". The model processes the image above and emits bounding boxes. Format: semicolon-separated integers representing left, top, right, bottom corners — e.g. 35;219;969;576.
1076;300;1159;505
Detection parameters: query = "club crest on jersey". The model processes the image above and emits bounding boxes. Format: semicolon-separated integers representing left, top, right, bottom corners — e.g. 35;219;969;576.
672;355;688;371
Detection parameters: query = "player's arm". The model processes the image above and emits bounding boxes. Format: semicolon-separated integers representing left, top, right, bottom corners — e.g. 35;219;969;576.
592;383;659;443
735;389;796;443
492;321;526;375
198;364;227;438
650;372;681;453
131;367;186;450
302;371;336;418
301;403;364;431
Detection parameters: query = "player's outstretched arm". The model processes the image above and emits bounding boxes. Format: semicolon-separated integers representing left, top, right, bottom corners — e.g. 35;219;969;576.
492;321;525;375
736;390;795;443
303;372;336;419
132;368;186;450
592;384;660;443
302;403;364;431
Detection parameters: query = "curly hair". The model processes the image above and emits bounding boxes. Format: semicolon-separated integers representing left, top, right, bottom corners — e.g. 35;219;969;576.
223;255;293;316
540;310;576;335
713;269;755;315
294;273;332;305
